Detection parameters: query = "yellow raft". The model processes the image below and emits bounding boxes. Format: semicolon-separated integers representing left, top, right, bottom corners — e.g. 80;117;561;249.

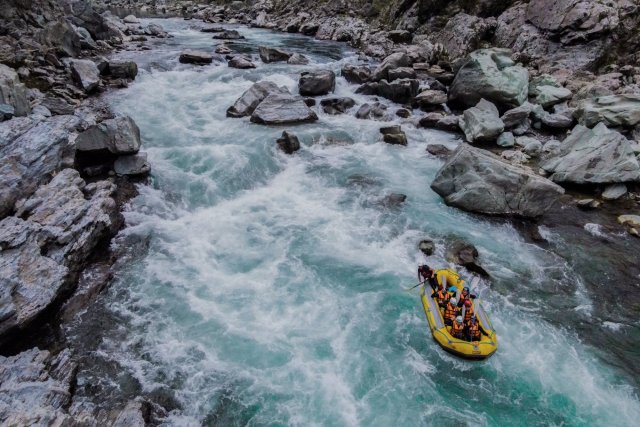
420;269;498;360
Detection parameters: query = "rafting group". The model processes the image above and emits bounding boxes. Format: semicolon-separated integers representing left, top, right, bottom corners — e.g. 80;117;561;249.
415;264;498;360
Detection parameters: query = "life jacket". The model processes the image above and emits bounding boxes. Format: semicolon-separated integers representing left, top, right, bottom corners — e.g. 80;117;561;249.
464;304;474;324
468;321;480;341
458;292;470;307
444;301;457;320
435;288;449;304
451;321;464;338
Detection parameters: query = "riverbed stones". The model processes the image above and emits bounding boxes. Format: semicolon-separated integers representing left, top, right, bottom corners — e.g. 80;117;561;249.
70;59;101;93
320;97;356;115
250;93;318;124
179;49;213;65
459;99;504;143
299;70;335;96
276;131;301;154
259;46;291;63
575;94;640;128
0;64;30;117
431;144;564;217
501;103;533;129
341;64;372;84
541;123;640;184
226;81;288;117
75;116;141;154
380;125;407;146
448;48;529;109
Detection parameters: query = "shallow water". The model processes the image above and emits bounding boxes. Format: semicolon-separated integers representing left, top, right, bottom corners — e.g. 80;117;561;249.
70;19;640;426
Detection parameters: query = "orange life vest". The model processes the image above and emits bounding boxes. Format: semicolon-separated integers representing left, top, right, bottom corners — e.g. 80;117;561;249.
435;288;449;304
451;321;464;338
464;304;474;324
468;321;480;341
444;302;457;320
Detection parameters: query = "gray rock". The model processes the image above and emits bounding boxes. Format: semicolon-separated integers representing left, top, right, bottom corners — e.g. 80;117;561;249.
380;126;407;146
123;15;139;24
0;348;76;425
529;74;561;97
418;239;435;256
541;112;574;129
377;78;419;104
449;48;529;108
541;123;640;184
250;93;318;125
355;102;388;121
435;115;462;131
543;139;562;153
431;144;564;217
41;97;75;116
287;53;309;65
577;199;601;209
108;60;138;79
388;30;412;44
227;81;288;118
114;152;151;175
112;400;148;427
0;115;80;218
259;46;291;63
535;85;572;109
179;49;213;65
576;94;640;128
419;112;445;128
372;52;411;82
415;90;447;108
39;19;82;57
320;97;356;115
602;184;627;200
0;64;31;116
379;193;407;207
299;70;335;96
276;131;301;154
523;139;543;157
426;144;453;157
228;55;256;69
459;99;505;143
497;132;515;147
70;59;100;93
388;67;416;81
341;64;372;84
501;103;533;129
75;116;141;154
445;240;490;277
212;29;244;40
0;104;14;121
432;13;496;61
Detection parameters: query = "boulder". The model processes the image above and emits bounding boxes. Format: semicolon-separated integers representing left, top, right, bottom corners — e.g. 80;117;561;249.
426;144;453;157
396;108;411;118
432;13;496;61
388;67;416;81
259;46;291;63
108;60;138;79
418;239;435;256
445;240;490;277
388;30;412;44
41;97;75;116
377;78;419;104
419;112;445;128
287;53;309;65
535;85;572;109
227;81;288;118
497;132;515;147
541;112;574;129
415;90;447;108
0;104;14;121
602;184;627;200
371;52;411;82
113;152;151;176
276;131;301;154
215;45;233;55
435;115;462;131
70;59;100;93
228;55;256;69
250;93;318;125
75;116;141;154
123;15;139;24
575;95;640;128
320;97;356;115
459;99;505;143
212;30;244;40
379;193;407;207
355;102;388;121
380;125;407;146
448;48;529;109
39;19;82;57
179;49;213;65
341;64;372;83
431;144;564;217
0;64;31;117
541;123;640;184
618;215;640;228
299;70;335;96
501;102;533;129
0;348;76;425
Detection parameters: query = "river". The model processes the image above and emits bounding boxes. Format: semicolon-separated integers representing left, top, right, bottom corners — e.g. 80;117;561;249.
66;18;640;426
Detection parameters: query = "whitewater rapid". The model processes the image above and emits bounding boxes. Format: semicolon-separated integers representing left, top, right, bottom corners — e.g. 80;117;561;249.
71;19;640;426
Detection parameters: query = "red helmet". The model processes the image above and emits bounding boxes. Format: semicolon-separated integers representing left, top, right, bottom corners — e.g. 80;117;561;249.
464;300;472;307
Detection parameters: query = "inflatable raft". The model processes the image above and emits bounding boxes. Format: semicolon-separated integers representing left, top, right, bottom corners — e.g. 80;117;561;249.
420;269;498;360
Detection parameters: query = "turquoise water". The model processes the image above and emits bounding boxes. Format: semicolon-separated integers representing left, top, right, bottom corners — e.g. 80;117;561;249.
93;19;640;426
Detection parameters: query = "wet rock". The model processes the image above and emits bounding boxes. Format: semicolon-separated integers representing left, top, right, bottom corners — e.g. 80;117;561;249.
202;27;225;33
431;144;564;217
114;152;150;176
379;193;407;208
276;131;301;154
576;94;640;128
112;399;149;427
299;70;335;96
541;123;640;184
459;99;505;143
448;48;529;109
426;144;453;157
445;240;490;277
355;102;388;120
228;55;256;69
259;46;291;63
415;90;447;108
341;64;371;84
419;112;444;128
108;61;138;79
0;64;31;116
602;184;627;200
535;85;572;109
371;52;411;82
418;239;435;256
320;97;356;115
435;115;462;131
380;125;407;146
0;104;15;121
576;199;601;209
618;215;640;228
0;348;76;425
227;81;288;118
497;132;515;147
377;78;419;104
304;98;316;107
388;67;416;81
250;93;318;125
215;45;232;54
287;53;309;65
75;116;141;154
396;108;411;118
70;59;100;93
212;30;244;40
179;49;213;65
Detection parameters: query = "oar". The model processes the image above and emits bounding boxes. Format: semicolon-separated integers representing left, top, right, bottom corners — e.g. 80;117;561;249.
404;280;426;292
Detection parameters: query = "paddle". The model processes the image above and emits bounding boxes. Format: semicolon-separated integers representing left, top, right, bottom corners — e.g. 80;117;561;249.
404;280;426;292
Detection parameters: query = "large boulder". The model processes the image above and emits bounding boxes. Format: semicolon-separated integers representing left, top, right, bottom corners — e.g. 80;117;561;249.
38;19;82;57
575;94;640;128
535;85;572;109
113;152;150;176
212;30;244;40
70;59;100;93
179;49;213;65
108;60;138;79
459;99;505;143
431;144;564;217
299;70;335;96
448;48;529;109
432;13;496;61
75;116;141;154
228;55;256;69
363;78;419;104
341;64;372;84
259;46;291;63
250;93;318;125
0;169;117;337
0;64;30;117
541;123;640;184
226;81;288;118
371;52;411;82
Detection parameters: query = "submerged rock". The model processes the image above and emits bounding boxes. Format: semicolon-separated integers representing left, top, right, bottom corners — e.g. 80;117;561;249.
226;81;288;118
108;61;139;80
418;239;435;256
445;240;490;277
320;97;356;115
250;93;318;125
431;144;564;217
299;70;335;96
287;53;309;65
459;99;505;143
276;131;301;154
380;125;407;146
179;49;213;65
212;29;244;40
259;46;291;63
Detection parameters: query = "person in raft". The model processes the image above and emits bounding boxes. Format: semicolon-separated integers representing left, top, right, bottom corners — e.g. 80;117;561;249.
457;286;477;307
451;316;465;339
431;282;450;307
443;297;459;326
466;315;489;342
418;264;438;291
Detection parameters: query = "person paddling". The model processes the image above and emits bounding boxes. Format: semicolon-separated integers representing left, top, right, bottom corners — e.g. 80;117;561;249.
443;297;458;326
418;264;438;291
466;315;488;342
431;283;449;307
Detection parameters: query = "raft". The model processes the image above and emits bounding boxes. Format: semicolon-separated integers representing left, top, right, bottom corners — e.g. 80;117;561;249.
420;269;498;360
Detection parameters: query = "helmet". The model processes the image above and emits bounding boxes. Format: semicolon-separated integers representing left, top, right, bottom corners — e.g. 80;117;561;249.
463;286;469;294
464;300;472;307
455;316;463;324
470;315;477;322
449;298;457;305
